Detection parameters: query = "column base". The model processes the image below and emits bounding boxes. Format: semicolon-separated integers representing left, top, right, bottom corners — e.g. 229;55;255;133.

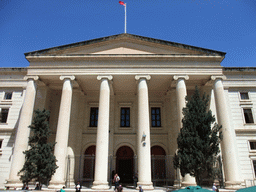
173;179;182;189
5;179;23;189
91;181;109;190
225;181;243;190
66;179;75;188
181;174;197;187
136;182;154;190
48;181;66;189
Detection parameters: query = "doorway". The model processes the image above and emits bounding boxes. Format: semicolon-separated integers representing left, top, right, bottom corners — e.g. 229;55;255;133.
116;146;134;184
151;145;166;186
83;145;96;186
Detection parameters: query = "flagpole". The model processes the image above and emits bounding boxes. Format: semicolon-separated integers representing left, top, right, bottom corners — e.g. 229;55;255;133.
125;3;127;33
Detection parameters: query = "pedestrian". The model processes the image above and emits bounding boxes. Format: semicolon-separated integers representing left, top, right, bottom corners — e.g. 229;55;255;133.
117;184;123;192
35;183;40;190
133;172;138;188
60;186;65;192
22;183;29;190
113;173;120;191
212;183;218;192
139;185;143;192
75;182;81;192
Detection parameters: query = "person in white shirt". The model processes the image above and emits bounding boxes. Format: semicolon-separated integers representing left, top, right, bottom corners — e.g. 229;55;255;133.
113;173;120;191
212;183;217;192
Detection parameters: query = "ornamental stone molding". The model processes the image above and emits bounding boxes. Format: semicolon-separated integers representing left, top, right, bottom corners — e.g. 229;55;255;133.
205;75;227;87
135;75;151;81
60;75;75;81
171;75;189;88
97;75;114;95
97;75;113;81
211;75;227;81
24;75;39;81
173;75;189;81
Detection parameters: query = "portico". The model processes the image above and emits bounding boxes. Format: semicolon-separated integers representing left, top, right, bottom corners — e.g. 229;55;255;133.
4;34;244;190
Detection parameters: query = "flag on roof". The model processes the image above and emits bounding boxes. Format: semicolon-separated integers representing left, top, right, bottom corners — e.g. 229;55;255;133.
119;1;126;6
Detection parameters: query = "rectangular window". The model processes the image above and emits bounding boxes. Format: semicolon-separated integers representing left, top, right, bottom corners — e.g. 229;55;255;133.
253;160;256;177
0;109;9;123
151;107;161;127
89;107;98;127
250;141;256;150
4;92;12;100
0;140;2;154
244;108;254;124
120;107;130;127
240;92;249;100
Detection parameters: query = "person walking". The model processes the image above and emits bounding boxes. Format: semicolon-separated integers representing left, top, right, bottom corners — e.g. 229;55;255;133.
113;173;120;191
75;182;81;192
60;186;65;192
133;172;138;188
212;183;219;192
117;185;123;192
139;185;143;192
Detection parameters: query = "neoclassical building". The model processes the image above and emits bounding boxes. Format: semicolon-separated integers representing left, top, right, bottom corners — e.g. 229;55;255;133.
0;34;256;190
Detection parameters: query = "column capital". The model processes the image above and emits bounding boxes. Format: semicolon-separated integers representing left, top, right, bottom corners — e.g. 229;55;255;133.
135;75;151;81
60;75;75;81
211;75;226;81
173;75;189;81
24;75;39;81
97;75;113;81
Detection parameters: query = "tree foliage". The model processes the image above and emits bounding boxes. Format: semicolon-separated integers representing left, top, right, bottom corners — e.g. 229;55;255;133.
19;109;58;186
173;86;222;185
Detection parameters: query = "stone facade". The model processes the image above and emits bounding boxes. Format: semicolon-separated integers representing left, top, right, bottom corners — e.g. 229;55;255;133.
0;34;255;190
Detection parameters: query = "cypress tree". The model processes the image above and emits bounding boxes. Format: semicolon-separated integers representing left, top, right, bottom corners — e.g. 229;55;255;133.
19;109;58;188
173;86;222;186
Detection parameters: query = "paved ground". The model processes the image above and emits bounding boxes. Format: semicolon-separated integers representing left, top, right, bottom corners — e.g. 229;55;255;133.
0;186;237;192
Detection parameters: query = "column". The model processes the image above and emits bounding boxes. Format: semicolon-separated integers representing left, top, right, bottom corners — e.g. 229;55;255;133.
7;76;38;188
33;81;48;111
173;75;197;187
211;76;242;189
49;76;75;189
92;75;112;190
135;75;154;190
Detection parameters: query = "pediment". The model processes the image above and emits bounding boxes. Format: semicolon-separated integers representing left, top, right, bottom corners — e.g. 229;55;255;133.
25;33;225;57
64;41;197;55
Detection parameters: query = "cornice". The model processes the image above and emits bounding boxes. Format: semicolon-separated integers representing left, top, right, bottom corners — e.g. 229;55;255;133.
26;54;224;62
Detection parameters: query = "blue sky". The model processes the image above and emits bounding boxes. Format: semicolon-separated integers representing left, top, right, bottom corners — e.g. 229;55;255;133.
0;0;255;67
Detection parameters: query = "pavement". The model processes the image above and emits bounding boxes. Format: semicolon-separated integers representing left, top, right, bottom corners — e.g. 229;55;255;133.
0;186;237;192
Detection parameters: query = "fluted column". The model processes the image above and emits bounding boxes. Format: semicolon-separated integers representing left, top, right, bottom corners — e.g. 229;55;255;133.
135;75;154;190
212;76;242;189
7;76;38;188
49;76;75;189
174;75;196;187
92;75;112;190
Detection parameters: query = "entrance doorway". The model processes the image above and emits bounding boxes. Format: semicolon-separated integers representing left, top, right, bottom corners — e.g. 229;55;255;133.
83;145;96;185
151;145;166;186
116;146;134;184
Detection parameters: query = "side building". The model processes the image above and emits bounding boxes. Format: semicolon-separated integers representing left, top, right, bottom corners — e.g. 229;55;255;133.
0;34;255;190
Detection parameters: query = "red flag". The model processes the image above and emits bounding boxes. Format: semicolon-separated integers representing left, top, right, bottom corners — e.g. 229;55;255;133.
119;1;126;6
